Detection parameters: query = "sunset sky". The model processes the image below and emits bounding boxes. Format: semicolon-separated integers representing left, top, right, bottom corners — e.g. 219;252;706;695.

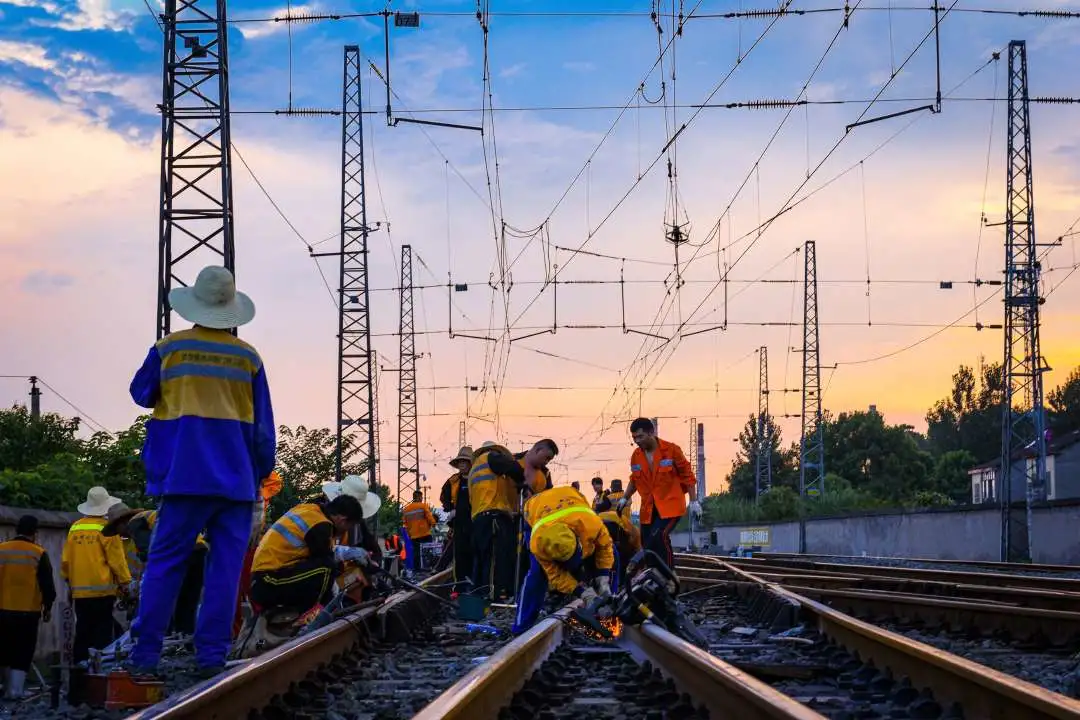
1;0;1078;500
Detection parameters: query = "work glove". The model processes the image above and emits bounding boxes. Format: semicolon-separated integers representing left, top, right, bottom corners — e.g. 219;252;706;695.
594;575;612;599
128;580;140;597
616;497;630;513
688;500;703;519
444;510;456;524
579;586;599;605
335;546;372;566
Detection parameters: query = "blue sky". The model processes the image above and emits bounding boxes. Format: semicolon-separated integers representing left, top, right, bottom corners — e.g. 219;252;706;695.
1;0;1079;494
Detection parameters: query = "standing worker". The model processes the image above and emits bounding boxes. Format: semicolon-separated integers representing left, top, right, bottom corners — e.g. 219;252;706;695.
469;440;557;602
0;515;57;699
439;447;473;588
402;491;436;572
617;418;701;571
606;479;628;520
595;497;641;588
61;486;130;667
127;265;277;677
589;477;607;511
512;486;614;634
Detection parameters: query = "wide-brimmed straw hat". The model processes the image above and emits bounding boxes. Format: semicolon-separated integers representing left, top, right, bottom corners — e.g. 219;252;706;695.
77;486;122;517
168;265;255;330
321;475;382;519
449;446;474;468
476;440;510;457
101;502;145;537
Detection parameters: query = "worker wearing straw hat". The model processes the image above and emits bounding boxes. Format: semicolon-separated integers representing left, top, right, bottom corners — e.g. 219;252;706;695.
127;266;277;678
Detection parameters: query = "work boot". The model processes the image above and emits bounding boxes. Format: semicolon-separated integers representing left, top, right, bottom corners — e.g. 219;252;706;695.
4;670;25;700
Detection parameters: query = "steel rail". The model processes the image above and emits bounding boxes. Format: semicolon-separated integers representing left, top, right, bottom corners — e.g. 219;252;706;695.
756;551;1080;574
418;599;826;720
128;570;453;719
721;562;1080;720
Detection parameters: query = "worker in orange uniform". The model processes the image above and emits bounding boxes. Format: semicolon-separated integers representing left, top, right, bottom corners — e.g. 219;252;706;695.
249;495;370;616
402;490;436;572
0;515;57;700
617;418;701;571
512;485;614;634
469;440;556;602
595;497;641;589
382;533;404;573
61;487;131;666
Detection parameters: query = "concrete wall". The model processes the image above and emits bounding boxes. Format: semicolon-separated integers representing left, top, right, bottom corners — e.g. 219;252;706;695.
0;505;80;662
707;499;1080;564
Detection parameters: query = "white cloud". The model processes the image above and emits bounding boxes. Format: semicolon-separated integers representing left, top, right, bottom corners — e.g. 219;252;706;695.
499;62;525;79
0;0;60;13
49;0;131;30
0;40;56;71
562;61;594;73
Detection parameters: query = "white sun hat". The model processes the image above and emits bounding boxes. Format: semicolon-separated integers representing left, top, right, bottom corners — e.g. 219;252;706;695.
78;486;122;517
321;475;382;519
168;265;256;330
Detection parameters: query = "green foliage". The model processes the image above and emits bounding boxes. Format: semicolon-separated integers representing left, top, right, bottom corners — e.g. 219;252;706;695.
725;414;798;500
269;425;370;521
1049;366;1080;434
931;449;978;503
758;486;800;520
821;410;933;502
0;406;82;473
925;363;1004;464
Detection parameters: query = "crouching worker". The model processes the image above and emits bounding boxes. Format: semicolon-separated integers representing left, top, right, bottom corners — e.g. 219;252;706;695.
249;495;370;620
512;486;614;634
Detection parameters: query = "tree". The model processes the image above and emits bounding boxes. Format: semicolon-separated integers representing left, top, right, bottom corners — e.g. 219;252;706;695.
931;449;977;503
821;410;933;502
724;414;798;500
1048;366;1080;434
926;362;1003;464
83;417;151;507
0;406;82;473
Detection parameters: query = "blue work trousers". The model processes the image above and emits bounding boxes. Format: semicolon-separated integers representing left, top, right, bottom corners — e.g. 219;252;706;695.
130;496;253;669
401;528;415;571
511;546;619;635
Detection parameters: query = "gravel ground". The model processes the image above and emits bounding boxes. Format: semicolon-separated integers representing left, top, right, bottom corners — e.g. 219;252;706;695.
683;590;961;719
883;625;1080;698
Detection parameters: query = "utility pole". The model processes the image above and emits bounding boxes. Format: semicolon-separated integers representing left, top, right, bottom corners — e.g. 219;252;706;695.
999;40;1048;563
157;0;235;339
371;366;381;480
755;346;772;498
28;376;41;421
799;240;824;552
689;417;699;484
334;46;377;486
458;420;466;449
398;244;420;502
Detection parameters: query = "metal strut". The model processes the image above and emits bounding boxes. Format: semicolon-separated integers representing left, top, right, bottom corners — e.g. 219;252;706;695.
336;46;378;486
799;240;825;551
157;0;235;339
755;346;772;498
398;245;421;502
999;40;1048;563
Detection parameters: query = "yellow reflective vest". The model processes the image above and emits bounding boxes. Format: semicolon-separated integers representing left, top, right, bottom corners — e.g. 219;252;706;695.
0;538;45;612
252;503;332;573
598;510;642;553
402;502;436;539
469;447;550;518
61;517;132;599
524;486;614;594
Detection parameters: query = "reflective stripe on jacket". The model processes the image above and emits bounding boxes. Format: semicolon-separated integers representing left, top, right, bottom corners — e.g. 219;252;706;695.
629;438;695;523
61;517;132;599
524;486;614;594
252;503;331;573
0;539;44;612
402;502;436;539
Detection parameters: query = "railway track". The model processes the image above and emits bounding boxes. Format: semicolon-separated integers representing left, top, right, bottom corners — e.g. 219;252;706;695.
753;552;1080;577
120;557;1080;720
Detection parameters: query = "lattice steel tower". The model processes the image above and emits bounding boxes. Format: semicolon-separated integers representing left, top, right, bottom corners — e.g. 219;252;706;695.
999;40;1048;563
799;240;824;552
336;46;377;485
689;417;699;484
157;0;235;339
397;244;420;501
755;346;772;497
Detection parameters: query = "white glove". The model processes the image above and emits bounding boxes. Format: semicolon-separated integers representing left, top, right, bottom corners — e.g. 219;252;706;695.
335;546;371;565
579;586;598;604
594;576;612;598
688;500;703;519
616;497;630;513
444;510;456;523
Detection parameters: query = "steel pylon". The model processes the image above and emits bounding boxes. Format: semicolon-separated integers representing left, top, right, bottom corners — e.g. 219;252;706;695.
397;244;420;502
799;240;824;551
755;346;772;498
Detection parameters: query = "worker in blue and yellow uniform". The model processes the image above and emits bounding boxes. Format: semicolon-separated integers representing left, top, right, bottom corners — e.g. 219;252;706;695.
127;266;277;677
102;503;209;635
0;515;57;700
469;440;557;601
512;485;615;634
595;496;641;589
606;479;628;520
402;491;436;572
250;495;370;616
61;486;131;667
